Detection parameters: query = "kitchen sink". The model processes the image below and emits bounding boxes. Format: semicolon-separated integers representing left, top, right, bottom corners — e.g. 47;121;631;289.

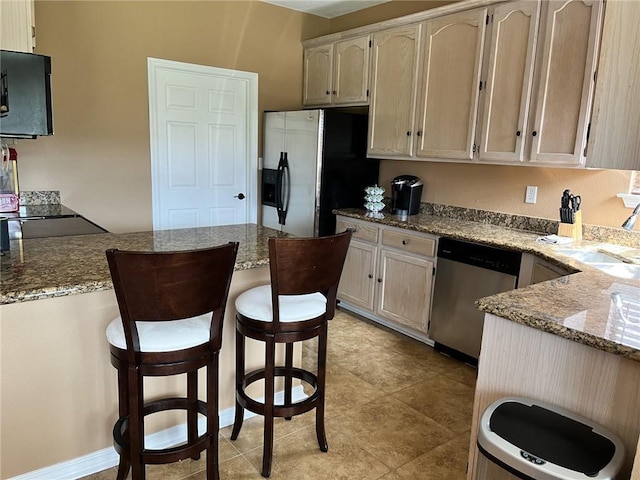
555;249;622;264
555;248;640;280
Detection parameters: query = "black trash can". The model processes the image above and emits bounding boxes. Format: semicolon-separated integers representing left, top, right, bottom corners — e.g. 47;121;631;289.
477;397;625;480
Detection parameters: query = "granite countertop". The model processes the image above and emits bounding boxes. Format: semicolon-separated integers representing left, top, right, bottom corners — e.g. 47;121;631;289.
0;224;287;305
336;208;640;362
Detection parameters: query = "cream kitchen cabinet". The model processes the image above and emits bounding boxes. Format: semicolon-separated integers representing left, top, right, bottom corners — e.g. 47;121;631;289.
368;8;488;161
586;0;640;170
367;24;422;157
478;0;602;166
476;1;541;163
526;0;603;166
336;216;436;341
302;35;371;107
414;7;488;161
0;0;35;52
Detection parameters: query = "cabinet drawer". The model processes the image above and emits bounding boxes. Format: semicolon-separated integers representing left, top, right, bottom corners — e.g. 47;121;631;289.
336;219;379;243
381;230;435;257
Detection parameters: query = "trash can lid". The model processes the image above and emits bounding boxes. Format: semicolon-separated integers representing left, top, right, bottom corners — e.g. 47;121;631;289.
478;397;626;480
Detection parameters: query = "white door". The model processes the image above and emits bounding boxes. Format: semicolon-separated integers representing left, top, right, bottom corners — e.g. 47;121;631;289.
148;58;258;230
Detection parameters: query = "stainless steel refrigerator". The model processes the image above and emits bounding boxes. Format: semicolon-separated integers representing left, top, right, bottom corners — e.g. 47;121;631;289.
261;109;379;237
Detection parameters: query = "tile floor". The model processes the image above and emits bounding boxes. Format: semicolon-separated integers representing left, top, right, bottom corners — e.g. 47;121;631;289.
83;309;476;480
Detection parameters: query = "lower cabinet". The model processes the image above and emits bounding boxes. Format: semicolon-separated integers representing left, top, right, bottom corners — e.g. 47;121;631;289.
336;216;436;340
518;252;571;287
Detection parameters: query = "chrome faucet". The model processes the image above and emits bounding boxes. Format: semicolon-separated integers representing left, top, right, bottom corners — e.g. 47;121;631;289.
622;204;640;231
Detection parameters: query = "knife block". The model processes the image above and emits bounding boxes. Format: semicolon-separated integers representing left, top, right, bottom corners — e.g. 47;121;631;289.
557;210;582;241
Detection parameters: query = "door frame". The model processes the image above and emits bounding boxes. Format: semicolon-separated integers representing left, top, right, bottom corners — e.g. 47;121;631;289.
147;57;259;230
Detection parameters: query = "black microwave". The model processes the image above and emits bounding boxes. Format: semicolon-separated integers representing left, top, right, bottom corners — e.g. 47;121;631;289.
0;50;53;138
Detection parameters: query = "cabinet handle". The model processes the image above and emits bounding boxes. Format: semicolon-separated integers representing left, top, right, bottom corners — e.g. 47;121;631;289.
332;90;337;94
516;130;521;137
416;131;422;137
532;131;538;137
406;131;412;136
368;274;373;279
325;90;330;95
402;239;409;245
377;278;382;283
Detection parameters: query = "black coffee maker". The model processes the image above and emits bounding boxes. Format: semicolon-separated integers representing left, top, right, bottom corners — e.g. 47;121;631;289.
390;175;423;216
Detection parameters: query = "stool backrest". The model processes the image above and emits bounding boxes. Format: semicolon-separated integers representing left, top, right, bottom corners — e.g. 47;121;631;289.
106;242;239;355
268;230;352;323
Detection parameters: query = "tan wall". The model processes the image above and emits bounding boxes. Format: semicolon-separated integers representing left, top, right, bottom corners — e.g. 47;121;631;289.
379;161;633;227
0;266;276;479
15;1;328;233
13;0;637;234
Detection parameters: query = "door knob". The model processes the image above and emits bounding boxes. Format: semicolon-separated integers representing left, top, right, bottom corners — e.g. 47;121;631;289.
234;193;245;200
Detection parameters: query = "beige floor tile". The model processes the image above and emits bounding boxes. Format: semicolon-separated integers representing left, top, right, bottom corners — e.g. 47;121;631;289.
395;431;471;480
184;455;262;479
393;374;475;433
220;411;315;453
243;425;391;480
322;362;385;417
443;364;478;388
327;396;456;469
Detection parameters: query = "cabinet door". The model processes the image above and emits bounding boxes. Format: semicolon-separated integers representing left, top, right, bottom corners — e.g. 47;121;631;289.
368;24;421;157
376;249;433;333
303;44;333;106
338;239;377;312
334;35;370;105
414;9;487;160
477;1;540;163
529;0;603;166
0;0;35;52
587;0;640;170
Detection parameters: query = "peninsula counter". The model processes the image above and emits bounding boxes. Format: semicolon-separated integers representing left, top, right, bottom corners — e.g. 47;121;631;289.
0;224;286;479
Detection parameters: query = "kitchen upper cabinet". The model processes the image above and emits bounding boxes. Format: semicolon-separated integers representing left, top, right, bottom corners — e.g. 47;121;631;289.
586;0;640;170
477;1;540;163
336;216;436;339
478;0;602;166
367;24;422;157
302;35;371;107
0;0;35;52
528;0;603;166
414;8;487;161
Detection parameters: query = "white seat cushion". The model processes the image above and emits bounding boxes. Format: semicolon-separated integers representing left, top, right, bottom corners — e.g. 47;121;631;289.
106;313;211;352
235;284;327;322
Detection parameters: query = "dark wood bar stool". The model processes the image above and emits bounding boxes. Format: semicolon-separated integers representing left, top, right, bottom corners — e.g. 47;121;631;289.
230;230;352;477
105;242;238;480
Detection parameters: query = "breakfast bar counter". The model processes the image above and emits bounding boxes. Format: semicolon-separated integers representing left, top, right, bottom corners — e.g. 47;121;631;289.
0;224;287;479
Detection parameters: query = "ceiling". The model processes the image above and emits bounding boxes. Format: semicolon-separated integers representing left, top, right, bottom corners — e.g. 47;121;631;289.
261;0;392;18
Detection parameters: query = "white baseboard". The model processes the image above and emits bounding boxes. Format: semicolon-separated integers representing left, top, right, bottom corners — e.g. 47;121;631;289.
9;386;306;480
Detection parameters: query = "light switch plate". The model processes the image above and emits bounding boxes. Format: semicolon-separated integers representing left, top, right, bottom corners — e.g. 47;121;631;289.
525;186;538;204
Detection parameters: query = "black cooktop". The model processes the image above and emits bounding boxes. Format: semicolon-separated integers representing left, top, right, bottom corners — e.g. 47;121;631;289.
4;204;108;238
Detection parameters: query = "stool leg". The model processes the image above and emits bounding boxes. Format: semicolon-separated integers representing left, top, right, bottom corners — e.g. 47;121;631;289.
128;365;146;480
261;337;276;478
230;327;245;440
315;323;328;452
116;365;131;480
187;370;200;460
284;342;293;420
207;354;220;480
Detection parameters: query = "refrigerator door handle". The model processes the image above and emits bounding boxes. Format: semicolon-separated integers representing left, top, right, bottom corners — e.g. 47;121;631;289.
276;152;290;226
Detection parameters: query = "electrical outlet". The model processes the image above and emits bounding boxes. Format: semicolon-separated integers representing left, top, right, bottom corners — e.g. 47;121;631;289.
525;186;538;204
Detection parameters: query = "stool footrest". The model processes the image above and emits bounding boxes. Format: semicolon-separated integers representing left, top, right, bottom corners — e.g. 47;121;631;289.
113;397;210;464
237;366;321;418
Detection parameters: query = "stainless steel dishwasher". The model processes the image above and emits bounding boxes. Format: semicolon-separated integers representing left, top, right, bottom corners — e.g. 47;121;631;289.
429;237;521;364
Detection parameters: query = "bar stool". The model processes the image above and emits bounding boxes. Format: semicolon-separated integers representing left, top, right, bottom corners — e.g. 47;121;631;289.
230;230;352;477
105;242;239;480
